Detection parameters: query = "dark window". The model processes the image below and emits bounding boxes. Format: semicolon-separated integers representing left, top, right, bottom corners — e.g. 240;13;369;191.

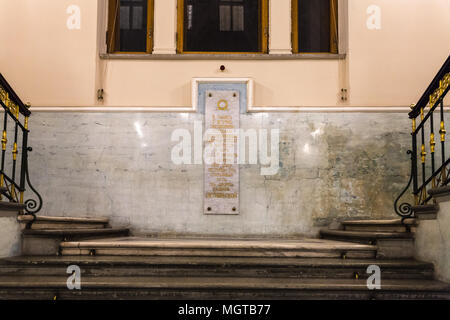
179;0;268;53
107;0;154;53
293;0;338;53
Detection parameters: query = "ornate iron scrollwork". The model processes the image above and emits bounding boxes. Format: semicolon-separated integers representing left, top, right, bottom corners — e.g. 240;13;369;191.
24;146;42;216
394;150;414;218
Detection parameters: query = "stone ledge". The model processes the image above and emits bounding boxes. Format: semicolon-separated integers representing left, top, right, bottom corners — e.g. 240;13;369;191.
428;185;450;203
100;53;346;61
412;204;439;220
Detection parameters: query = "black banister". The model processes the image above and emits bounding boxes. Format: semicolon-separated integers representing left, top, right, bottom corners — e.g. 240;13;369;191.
0;73;42;216
0;74;30;117
395;55;450;220
409;55;450;119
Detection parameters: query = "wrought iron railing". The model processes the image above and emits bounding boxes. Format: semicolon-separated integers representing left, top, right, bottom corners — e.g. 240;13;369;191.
395;55;450;219
0;73;42;216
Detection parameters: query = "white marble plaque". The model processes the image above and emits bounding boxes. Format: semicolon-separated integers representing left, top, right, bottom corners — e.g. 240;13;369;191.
204;90;240;215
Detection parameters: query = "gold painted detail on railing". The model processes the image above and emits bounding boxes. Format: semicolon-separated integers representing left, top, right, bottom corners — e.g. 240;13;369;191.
10;184;15;200
1;131;6;151
430;132;436;153
422;186;427;203
12;142;17;161
421;144;426;163
429;73;450;108
440;121;446;142
0;85;20;119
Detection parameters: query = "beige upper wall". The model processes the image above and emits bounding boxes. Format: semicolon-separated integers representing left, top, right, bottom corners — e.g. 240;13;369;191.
0;0;449;108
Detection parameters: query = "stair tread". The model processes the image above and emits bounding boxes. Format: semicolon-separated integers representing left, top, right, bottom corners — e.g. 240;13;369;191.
18;215;109;224
342;219;417;226
59;238;377;251
23;228;129;237
0;256;434;269
0;275;447;291
320;229;414;239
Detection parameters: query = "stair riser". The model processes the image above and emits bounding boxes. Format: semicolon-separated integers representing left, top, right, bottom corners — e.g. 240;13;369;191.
23;223;108;230
344;226;416;233
320;236;415;259
320;235;376;245
376;239;415;259
0;289;448;300
22;237;60;256
60;248;377;259
23;232;130;255
0;266;434;280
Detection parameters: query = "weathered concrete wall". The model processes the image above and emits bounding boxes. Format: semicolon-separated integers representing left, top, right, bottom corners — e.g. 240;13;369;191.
28;112;413;237
0;215;21;258
415;201;450;283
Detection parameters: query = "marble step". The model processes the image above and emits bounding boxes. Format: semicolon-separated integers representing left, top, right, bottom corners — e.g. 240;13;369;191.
0;256;434;280
320;229;415;259
22;228;130;256
18;215;109;230
23;228;129;239
0;276;448;300
320;229;414;244
59;238;378;259
342;219;417;233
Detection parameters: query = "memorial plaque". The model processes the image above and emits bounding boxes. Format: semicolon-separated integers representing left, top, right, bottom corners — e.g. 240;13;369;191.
204;90;240;215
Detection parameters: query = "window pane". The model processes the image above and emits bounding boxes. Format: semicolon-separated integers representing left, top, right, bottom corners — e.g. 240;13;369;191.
187;4;193;30
184;0;260;52
132;6;143;30
219;5;231;31
120;6;130;30
232;5;244;31
298;0;331;53
119;0;148;52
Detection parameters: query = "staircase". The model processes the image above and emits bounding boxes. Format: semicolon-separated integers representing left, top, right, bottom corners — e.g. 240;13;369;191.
17;215;129;256
320;219;417;259
0;215;448;300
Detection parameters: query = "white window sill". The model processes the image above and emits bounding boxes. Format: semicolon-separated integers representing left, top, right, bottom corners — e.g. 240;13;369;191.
99;53;346;60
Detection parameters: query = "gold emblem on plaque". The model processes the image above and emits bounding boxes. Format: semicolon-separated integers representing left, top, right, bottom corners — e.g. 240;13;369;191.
217;99;228;111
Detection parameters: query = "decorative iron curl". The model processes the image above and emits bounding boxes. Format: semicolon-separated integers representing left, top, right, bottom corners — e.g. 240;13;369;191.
24;146;42;216
394;150;414;218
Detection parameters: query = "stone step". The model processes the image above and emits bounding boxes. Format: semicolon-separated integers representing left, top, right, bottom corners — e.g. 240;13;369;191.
22;228;130;256
18;215;109;230
0;256;434;280
59;238;378;259
342;219;417;233
23;228;129;239
320;229;414;244
320;229;415;259
0;201;25;212
0;276;448;300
